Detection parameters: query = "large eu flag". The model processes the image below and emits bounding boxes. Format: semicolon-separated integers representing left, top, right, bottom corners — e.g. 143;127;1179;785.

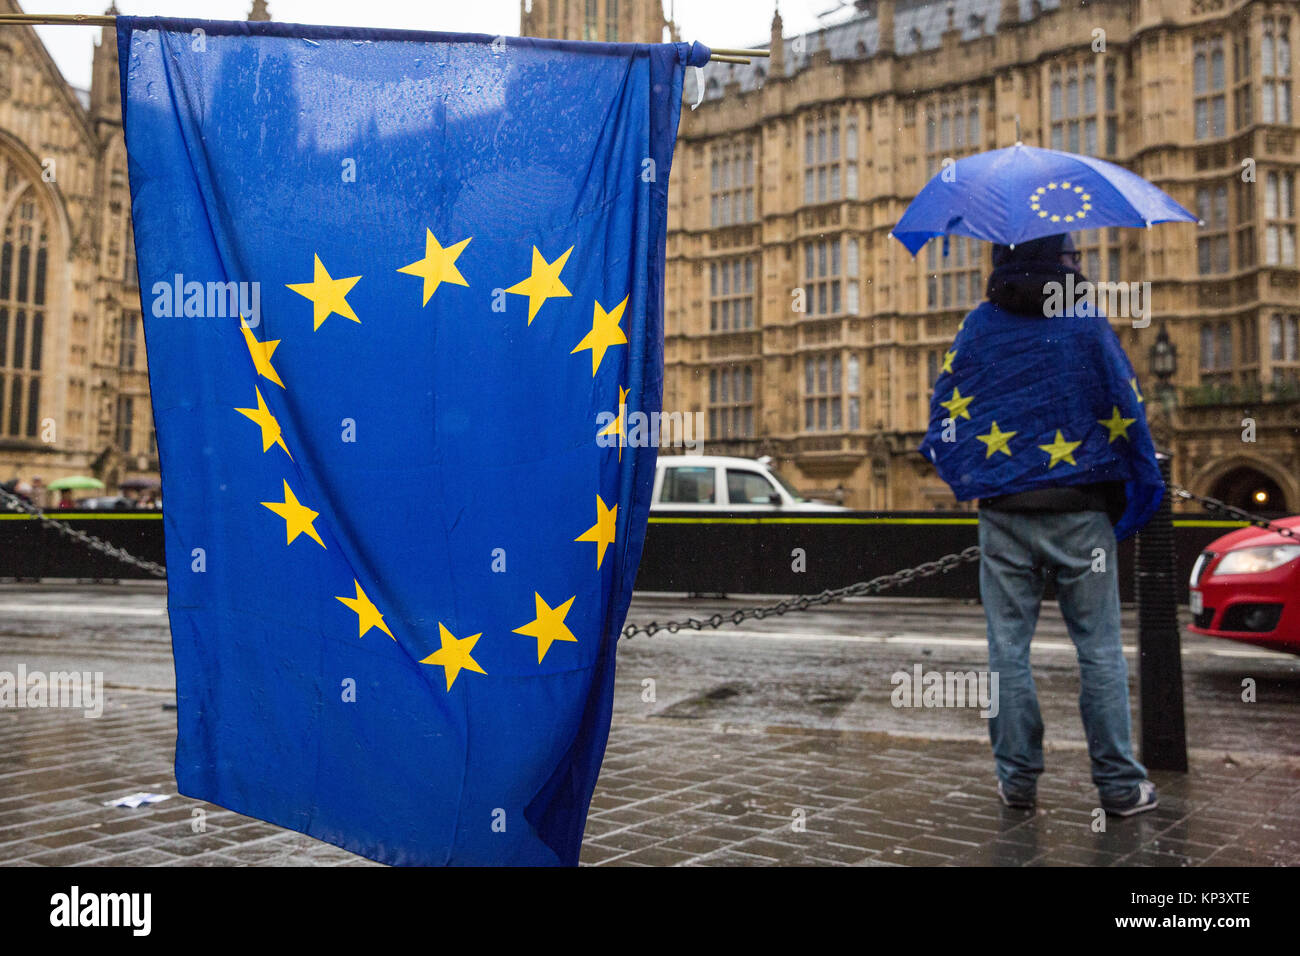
919;301;1164;542
119;17;706;865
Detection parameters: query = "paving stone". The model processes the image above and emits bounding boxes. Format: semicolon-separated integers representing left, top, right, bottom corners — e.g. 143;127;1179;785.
587;829;663;853
85;847;178;866
22;844;114;866
577;843;629;865
614;846;696;866
877;846;952;866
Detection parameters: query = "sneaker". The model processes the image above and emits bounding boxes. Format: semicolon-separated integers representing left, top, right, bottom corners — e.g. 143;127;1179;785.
997;781;1035;809
1104;780;1158;817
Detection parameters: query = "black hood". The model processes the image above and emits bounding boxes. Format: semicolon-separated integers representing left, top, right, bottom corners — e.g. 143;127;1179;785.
985;233;1084;317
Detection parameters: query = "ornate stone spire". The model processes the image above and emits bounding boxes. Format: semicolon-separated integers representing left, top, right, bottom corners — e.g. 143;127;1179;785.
89;5;121;123
770;4;784;77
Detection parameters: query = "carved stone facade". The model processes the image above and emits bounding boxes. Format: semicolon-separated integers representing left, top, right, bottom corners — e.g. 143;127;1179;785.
0;2;151;503
520;0;674;44
7;1;1295;515
536;0;1300;514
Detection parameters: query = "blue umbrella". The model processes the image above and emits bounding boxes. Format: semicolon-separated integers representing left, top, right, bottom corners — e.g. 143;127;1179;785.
890;143;1198;256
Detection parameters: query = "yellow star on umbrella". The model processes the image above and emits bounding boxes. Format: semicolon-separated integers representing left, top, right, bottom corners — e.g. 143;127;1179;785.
513;592;578;663
286;254;361;330
1130;377;1145;403
235;386;292;459
420;623;487;691
505;245;573;324
576;495;618;570
335;579;394;640
976;420;1016;458
261;480;326;548
240;318;283;388
572;295;630;376
1099;406;1137;443
600;385;630;462
1038;430;1082;469
940;386;974;421
942;349;957;374
397;229;471;305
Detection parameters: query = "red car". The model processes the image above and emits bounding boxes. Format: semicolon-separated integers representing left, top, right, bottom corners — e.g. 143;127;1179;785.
1188;515;1300;655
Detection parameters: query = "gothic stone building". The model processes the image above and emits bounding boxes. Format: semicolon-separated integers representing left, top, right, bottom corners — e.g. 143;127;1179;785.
520;0;675;43
0;1;274;504
0;3;150;502
526;0;1300;515
5;1;1296;512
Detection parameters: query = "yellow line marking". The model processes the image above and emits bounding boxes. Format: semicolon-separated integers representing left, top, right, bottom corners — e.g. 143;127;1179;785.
647;516;1252;528
0;513;163;520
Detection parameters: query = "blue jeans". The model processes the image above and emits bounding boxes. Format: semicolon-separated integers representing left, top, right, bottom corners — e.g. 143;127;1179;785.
978;508;1147;805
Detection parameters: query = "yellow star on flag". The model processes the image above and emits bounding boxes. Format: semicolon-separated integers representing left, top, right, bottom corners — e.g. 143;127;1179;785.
1130;377;1145;403
599;386;630;462
512;592;578;663
1038;430;1082;469
505;245;573;325
397;229;471;305
240;318;283;388
573;295;630;376
420;623;487;691
1099;406;1137;443
942;349;957;374
261;480;326;548
976;421;1016;458
576;495;618;570
940;386;974;421
286;254;361;330
235;386;292;459
335;579;394;641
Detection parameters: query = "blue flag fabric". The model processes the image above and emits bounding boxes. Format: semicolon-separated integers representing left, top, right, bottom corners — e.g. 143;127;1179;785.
119;17;705;866
918;301;1164;542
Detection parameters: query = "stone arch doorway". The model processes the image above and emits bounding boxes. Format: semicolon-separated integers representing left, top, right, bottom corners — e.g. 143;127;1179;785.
1209;466;1290;516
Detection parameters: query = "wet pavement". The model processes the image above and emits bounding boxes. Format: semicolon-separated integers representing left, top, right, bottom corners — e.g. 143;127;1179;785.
1;582;1298;866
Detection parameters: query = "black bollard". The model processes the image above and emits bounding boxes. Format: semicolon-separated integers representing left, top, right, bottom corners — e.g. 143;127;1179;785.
1134;451;1188;771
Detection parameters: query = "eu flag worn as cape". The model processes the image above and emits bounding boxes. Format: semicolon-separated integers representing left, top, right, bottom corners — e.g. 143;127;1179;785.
918;301;1163;542
119;17;706;866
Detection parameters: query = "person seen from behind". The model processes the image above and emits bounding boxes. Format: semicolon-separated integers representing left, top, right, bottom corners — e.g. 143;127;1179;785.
919;233;1165;817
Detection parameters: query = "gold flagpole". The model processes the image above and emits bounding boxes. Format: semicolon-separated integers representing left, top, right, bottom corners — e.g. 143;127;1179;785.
0;13;115;25
0;13;770;63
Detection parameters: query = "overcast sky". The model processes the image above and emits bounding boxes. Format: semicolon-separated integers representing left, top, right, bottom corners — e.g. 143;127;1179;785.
22;0;850;91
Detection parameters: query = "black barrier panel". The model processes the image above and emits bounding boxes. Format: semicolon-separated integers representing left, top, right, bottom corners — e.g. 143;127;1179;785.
0;510;1243;601
0;513;165;580
634;512;1243;603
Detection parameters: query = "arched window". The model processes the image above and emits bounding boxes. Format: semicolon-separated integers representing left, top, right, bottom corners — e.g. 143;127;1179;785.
0;166;50;440
606;0;620;42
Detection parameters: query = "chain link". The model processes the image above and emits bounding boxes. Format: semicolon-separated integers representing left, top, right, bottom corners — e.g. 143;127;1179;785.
1168;484;1296;541
621;545;983;639
0;486;167;578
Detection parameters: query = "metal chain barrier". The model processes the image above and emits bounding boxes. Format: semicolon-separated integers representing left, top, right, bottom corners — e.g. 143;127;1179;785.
621;545;983;639
1169;484;1296;541
0;485;168;578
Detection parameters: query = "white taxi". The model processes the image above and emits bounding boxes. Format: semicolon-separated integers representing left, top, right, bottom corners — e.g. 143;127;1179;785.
650;455;848;512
